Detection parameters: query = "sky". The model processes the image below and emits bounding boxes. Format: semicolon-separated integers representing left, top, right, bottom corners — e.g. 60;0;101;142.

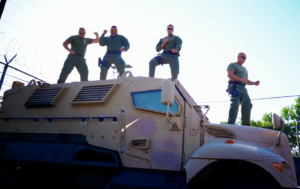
0;0;300;124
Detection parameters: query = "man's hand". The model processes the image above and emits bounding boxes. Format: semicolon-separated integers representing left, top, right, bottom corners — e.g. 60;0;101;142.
254;81;260;86
103;30;107;34
119;47;125;52
164;38;169;44
69;50;75;55
94;32;99;37
240;78;248;83
170;49;178;53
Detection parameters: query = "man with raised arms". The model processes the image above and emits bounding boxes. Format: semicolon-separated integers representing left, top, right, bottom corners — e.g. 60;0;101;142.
99;26;130;80
226;52;260;126
58;28;99;83
149;24;182;80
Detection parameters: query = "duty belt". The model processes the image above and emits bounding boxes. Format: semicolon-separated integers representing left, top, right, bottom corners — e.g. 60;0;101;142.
105;50;121;55
227;81;246;98
75;53;84;57
163;50;180;56
228;81;246;86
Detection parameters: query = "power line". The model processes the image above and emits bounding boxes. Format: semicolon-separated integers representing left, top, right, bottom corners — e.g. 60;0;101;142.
23;0;49;17
0;71;29;83
197;95;300;104
1;19;27;33
0;61;47;83
8;0;38;19
4;9;32;24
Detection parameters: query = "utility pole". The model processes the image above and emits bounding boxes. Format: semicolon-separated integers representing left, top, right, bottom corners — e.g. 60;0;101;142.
0;0;7;20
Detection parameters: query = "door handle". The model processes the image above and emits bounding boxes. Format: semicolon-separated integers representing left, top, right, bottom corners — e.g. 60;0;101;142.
130;139;150;150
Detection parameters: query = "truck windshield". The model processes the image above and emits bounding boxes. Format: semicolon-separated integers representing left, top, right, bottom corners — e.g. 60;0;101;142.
131;89;180;115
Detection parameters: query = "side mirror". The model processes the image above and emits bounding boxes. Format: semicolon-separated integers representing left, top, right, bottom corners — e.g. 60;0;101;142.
271;113;285;148
161;79;181;131
161;79;175;106
272;113;283;129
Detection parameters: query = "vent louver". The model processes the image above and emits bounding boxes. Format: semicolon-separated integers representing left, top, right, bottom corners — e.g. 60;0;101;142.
25;87;67;108
71;84;119;105
205;127;237;139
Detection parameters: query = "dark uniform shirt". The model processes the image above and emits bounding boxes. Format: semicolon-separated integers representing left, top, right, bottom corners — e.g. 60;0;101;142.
99;34;130;51
156;34;182;52
67;35;93;57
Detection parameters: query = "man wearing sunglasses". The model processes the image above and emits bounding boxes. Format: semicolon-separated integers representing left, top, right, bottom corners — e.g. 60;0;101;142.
226;52;260;126
99;26;130;80
57;28;99;83
149;24;182;80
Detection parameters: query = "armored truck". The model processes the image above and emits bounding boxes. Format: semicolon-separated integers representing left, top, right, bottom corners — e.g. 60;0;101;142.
0;71;297;188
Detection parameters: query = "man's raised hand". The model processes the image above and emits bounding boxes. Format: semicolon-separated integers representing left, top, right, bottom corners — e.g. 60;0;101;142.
255;81;260;86
164;38;169;44
94;32;99;37
103;30;107;34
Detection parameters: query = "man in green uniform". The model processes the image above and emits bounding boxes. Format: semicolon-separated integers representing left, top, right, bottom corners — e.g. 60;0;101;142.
227;52;260;126
149;24;182;79
57;28;99;83
99;26;130;80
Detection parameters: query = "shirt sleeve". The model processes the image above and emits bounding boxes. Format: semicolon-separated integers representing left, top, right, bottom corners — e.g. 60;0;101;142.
121;36;130;51
66;36;74;43
175;36;182;50
156;39;163;52
86;38;93;44
227;63;236;71
99;34;106;46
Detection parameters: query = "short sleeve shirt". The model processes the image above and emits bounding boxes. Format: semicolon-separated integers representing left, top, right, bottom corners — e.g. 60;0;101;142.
227;62;248;84
67;35;93;57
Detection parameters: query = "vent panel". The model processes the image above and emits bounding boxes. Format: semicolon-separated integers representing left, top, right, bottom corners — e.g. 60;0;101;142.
71;84;118;104
25;87;65;108
205;127;237;139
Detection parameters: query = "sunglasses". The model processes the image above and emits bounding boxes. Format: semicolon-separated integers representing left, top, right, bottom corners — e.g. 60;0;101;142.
167;28;173;30
79;32;86;35
239;56;246;59
111;29;117;32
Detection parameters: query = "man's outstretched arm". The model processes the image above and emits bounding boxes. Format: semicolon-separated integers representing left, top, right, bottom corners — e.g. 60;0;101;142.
92;32;99;43
99;30;107;46
247;80;260;86
227;70;260;86
63;40;75;55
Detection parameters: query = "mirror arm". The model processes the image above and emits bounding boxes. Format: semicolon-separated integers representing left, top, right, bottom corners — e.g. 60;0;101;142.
166;103;174;125
272;120;285;148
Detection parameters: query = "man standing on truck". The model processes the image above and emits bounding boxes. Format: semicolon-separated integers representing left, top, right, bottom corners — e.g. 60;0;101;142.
57;28;99;83
99;26;130;80
226;52;260;126
149;24;182;80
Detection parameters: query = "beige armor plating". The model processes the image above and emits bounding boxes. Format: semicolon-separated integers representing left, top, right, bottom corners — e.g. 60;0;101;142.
0;71;297;188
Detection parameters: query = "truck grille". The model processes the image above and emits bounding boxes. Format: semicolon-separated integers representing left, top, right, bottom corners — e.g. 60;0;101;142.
24;87;65;108
205;127;237;139
71;84;119;104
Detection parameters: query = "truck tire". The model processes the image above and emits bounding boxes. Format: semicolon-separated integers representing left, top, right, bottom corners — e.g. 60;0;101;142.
0;171;24;189
188;160;281;189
